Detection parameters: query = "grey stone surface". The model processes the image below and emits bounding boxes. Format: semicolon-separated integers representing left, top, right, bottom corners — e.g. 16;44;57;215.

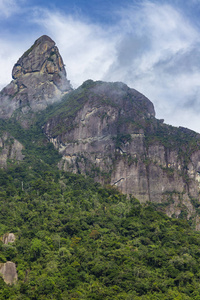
43;81;200;228
2;233;16;244
0;35;72;119
0;132;24;168
0;262;18;285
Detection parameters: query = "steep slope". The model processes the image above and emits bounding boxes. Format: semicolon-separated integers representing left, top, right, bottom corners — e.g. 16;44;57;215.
42;80;200;228
0;35;72;124
0;35;200;228
1;167;200;299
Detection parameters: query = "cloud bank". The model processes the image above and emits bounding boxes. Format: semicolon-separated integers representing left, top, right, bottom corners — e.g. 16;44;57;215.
1;1;200;132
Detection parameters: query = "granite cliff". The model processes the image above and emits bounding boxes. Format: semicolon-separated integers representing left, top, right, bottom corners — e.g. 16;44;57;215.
1;36;200;227
42;80;200;228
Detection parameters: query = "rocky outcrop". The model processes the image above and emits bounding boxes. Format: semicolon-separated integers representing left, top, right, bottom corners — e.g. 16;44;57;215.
0;35;72;119
0;234;17;285
0;262;18;285
0;132;24;168
43;80;200;228
2;233;16;244
44;81;155;182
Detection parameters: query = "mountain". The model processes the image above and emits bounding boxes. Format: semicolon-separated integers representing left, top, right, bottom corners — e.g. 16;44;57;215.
1;35;200;299
0;35;200;229
42;81;200;229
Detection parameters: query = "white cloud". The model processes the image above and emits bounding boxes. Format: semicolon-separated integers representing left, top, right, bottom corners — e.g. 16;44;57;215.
32;9;117;88
103;1;200;131
1;1;200;132
0;39;25;90
107;1;198;80
0;0;20;18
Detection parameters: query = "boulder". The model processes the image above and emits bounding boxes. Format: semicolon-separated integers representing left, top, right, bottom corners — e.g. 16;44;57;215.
0;262;18;285
2;233;16;244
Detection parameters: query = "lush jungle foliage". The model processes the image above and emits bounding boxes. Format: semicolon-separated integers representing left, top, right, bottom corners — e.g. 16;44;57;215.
1;158;200;299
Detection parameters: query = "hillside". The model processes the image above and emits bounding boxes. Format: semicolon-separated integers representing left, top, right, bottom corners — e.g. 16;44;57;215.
1;35;200;298
1;162;200;299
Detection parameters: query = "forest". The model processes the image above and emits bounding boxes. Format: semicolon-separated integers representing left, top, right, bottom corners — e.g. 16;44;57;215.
1;151;200;299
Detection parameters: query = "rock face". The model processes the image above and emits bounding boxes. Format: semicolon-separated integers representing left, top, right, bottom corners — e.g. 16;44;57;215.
0;132;24;168
0;234;17;285
0;35;72;119
0;262;18;285
43;80;200;228
2;233;16;244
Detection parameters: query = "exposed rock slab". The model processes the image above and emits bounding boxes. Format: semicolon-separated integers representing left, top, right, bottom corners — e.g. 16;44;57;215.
2;233;16;244
0;262;18;285
0;132;24;168
0;35;72;119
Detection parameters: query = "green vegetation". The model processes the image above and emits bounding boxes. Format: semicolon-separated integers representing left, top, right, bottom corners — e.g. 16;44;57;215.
144;119;200;160
114;133;132;149
1;157;200;299
144;119;200;186
0;119;61;166
35;85;90;137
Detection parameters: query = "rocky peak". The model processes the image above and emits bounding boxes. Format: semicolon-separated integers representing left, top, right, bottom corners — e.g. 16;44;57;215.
0;35;72;120
12;35;66;83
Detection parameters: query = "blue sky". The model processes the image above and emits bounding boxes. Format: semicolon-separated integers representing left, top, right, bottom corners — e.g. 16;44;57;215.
1;0;200;132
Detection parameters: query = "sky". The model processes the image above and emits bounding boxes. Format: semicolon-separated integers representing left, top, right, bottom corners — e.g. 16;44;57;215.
1;0;200;132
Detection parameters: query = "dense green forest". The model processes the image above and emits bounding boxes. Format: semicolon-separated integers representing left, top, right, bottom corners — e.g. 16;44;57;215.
1;150;200;299
0;118;200;299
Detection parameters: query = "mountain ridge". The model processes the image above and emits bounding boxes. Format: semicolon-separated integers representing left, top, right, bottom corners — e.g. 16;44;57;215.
0;36;200;228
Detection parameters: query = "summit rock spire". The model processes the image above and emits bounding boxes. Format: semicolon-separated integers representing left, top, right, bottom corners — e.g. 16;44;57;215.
0;35;72;120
